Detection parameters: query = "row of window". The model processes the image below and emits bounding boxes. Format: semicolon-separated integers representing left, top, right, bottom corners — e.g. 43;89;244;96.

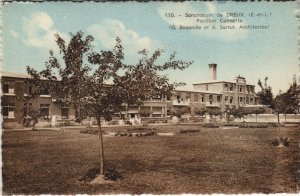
224;96;255;104
2;82;47;95
176;94;222;103
224;83;254;94
2;83;15;94
2;103;69;119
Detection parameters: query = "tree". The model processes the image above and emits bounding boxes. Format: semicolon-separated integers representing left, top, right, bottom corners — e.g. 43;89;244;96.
206;107;222;124
171;107;189;119
225;106;246;122
26;109;41;131
274;82;300;122
84;39;192;180
27;31;94;123
28;31;192;181
195;108;207;117
284;82;300;114
195;108;207;125
257;77;274;107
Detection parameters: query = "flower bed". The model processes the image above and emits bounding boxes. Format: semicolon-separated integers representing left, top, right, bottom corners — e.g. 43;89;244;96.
239;123;284;128
115;127;158;137
203;123;219;128
179;129;201;134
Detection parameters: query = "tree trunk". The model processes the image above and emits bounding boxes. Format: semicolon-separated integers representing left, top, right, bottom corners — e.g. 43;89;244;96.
32;120;36;131
277;112;281;138
285;113;286;123
97;117;105;176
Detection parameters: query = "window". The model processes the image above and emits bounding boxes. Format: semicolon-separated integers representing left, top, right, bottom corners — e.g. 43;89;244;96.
166;94;171;101
217;96;221;102
40;88;50;95
186;93;191;101
239;97;243;102
194;94;198;102
28;85;32;94
152;114;161;117
40;104;50;119
2;103;15;118
225;96;228;103
250;98;253;103
230;97;233;104
23;102;32;116
61;103;69;119
176;94;181;103
229;85;233;91
201;96;204;102
2;82;14;94
209;95;213;104
239;86;243;93
206;85;208;91
152;95;161;101
224;84;228;91
167;108;172;116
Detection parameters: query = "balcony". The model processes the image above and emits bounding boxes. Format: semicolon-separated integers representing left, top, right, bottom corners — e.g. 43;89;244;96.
172;99;190;106
205;102;221;107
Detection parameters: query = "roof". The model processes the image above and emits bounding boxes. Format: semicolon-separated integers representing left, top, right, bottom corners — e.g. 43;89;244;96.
1;71;31;79
193;80;255;86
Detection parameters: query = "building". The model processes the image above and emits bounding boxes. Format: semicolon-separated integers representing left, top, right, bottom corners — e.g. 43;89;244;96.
1;64;259;128
193;64;258;111
167;64;259;118
1;72;76;129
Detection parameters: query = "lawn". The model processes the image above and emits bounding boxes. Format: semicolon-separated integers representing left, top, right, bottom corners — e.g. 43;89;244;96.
2;125;300;194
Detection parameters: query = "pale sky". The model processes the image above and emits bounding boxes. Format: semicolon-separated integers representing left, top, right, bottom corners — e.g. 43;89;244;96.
2;1;299;95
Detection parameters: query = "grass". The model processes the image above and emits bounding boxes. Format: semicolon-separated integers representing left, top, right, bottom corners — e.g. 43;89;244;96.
2;125;300;194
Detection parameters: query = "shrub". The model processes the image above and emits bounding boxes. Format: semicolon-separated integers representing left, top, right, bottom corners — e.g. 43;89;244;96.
203;123;219;128
80;127;101;135
105;168;122;181
115;127;158;137
179;129;201;134
238;123;283;129
147;120;156;124
80;167;99;182
271;137;290;147
223;122;239;127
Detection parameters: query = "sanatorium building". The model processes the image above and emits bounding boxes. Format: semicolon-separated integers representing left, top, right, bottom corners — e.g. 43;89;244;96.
1;64;260;129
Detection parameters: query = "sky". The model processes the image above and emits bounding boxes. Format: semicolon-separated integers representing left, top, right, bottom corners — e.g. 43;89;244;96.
2;1;299;95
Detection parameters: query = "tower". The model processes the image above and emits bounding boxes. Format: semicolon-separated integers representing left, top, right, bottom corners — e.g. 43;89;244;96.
209;63;217;80
298;65;300;85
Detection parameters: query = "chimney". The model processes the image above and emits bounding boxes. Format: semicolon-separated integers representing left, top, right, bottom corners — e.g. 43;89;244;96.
209;64;217;80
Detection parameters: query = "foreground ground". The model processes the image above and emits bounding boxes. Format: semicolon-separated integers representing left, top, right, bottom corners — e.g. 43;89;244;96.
2;125;300;194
